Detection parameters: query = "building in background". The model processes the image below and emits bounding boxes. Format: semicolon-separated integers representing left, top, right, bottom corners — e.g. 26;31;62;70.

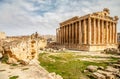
56;8;119;51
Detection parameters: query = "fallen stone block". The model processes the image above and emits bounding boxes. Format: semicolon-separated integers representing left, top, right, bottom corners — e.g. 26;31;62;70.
105;66;119;73
113;64;120;69
87;65;98;72
92;72;106;79
97;70;115;79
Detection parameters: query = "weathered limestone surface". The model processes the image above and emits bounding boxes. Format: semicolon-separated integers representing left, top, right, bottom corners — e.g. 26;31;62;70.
0;34;47;64
0;60;63;79
85;60;120;79
56;8;119;51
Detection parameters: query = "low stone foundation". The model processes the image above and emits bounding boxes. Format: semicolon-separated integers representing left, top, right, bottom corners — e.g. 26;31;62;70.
57;44;117;51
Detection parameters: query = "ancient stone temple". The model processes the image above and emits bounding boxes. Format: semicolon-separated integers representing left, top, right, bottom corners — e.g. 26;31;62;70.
56;8;119;51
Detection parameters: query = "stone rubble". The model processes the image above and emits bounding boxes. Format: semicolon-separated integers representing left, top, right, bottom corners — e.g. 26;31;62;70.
85;60;120;79
0;33;47;64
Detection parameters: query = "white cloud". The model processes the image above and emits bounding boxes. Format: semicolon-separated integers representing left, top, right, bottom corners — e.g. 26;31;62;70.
0;0;120;36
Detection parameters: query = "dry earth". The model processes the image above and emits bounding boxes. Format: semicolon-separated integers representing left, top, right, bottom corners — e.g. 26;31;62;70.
0;60;62;79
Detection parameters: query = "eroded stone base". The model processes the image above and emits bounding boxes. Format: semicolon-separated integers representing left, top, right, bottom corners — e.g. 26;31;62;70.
59;44;117;51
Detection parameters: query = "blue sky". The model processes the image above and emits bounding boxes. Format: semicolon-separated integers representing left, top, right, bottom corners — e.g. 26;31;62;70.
0;0;120;36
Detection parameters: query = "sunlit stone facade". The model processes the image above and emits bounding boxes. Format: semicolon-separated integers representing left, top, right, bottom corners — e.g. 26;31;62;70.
56;8;119;51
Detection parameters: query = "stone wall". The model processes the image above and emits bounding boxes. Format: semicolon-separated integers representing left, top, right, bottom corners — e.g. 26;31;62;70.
0;34;47;64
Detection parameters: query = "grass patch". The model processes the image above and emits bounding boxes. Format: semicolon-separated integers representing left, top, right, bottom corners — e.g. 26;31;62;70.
9;76;19;79
38;53;108;79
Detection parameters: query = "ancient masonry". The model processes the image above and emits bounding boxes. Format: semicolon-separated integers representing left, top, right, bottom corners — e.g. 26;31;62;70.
56;8;119;51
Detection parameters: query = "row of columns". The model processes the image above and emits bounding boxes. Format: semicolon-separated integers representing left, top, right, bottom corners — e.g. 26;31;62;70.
91;18;117;44
56;17;117;46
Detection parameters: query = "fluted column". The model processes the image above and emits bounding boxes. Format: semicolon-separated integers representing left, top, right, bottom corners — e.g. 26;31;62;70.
69;24;71;44
111;23;113;44
115;23;117;44
72;23;74;44
64;26;65;44
66;25;68;44
60;28;62;44
65;25;67;44
101;20;104;44
112;22;114;44
77;22;79;44
84;19;87;44
70;24;71;44
88;18;91;45
93;18;96;44
75;22;78;44
62;27;64;44
98;19;100;44
113;23;115;43
110;22;112;44
106;21;108;44
79;20;82;44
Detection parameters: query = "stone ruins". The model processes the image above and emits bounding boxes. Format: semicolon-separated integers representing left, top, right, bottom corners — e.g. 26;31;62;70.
56;8;119;51
0;33;47;64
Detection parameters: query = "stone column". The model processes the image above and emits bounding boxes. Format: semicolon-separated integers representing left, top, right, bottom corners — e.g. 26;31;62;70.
111;23;113;44
112;22;114;44
66;25;68;44
60;28;62;44
64;26;66;44
72;23;74;44
93;18;96;44
62;27;64;44
79;20;82;44
64;26;65;44
61;26;64;44
70;24;72;44
74;23;76;44
68;24;70;44
115;23;117;44
108;22;110;44
113;22;115;44
106;21;108;44
75;22;78;44
101;20;104;44
98;19;100;44
84;19;87;44
77;21;79;44
88;18;91;45
109;22;112;44
68;25;69;44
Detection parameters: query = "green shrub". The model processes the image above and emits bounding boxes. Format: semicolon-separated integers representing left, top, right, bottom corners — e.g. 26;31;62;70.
1;55;8;63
